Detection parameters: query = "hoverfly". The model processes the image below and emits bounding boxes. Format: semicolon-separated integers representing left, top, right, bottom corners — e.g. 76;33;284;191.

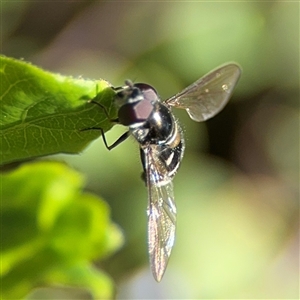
87;63;241;282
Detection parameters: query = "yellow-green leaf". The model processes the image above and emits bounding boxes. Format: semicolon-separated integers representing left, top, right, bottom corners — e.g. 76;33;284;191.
0;56;116;165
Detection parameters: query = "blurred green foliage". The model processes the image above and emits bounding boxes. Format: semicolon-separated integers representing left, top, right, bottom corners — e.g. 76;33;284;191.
1;1;299;299
1;161;123;299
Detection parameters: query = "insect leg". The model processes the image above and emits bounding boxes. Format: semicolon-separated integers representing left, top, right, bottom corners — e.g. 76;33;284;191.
105;130;130;150
111;85;126;93
80;127;130;151
88;100;118;123
81;85;130;150
139;148;147;185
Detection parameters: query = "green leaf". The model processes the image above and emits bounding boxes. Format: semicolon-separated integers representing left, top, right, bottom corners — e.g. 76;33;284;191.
1;161;123;299
0;56;117;165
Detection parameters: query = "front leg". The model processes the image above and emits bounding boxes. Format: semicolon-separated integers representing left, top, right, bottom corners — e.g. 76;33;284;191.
139;147;147;185
80;127;130;151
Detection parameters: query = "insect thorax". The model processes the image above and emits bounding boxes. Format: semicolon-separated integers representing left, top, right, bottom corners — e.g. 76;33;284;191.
129;102;173;143
131;102;185;178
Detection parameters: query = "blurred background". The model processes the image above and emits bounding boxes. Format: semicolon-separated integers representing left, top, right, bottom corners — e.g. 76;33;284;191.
2;1;299;299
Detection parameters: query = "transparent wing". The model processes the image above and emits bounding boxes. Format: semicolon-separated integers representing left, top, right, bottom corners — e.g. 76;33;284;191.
165;63;242;122
143;146;176;282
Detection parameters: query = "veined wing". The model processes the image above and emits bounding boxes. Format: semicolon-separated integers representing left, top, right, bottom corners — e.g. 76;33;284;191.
143;145;176;282
165;63;241;122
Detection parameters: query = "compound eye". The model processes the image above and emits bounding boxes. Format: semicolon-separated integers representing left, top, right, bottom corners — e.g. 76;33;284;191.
118;99;154;126
134;83;158;102
117;82;158;126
